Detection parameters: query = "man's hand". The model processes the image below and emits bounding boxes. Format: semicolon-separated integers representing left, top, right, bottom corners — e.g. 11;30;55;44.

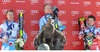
87;32;93;36
15;38;25;47
81;23;85;29
87;32;93;37
2;34;8;43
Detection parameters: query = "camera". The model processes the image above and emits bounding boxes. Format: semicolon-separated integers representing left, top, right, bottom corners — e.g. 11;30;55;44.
52;6;59;19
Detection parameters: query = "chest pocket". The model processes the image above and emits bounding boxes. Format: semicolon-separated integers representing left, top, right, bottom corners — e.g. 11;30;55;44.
9;24;18;38
11;23;18;31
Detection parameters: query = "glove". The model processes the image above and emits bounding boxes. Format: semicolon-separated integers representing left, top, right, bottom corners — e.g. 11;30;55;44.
15;38;25;47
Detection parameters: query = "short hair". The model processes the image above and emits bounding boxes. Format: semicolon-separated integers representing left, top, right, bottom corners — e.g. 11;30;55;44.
88;15;96;21
6;10;14;15
43;3;51;9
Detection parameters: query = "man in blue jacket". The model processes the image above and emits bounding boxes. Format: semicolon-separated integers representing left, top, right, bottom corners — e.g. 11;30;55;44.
39;4;66;32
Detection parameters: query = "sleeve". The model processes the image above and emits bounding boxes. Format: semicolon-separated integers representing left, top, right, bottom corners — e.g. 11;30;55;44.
0;25;3;37
97;28;100;35
57;19;66;31
39;17;45;32
0;24;5;38
98;28;100;32
22;30;27;42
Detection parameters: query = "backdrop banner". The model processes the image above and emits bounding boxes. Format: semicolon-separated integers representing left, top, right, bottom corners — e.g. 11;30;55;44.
0;0;100;50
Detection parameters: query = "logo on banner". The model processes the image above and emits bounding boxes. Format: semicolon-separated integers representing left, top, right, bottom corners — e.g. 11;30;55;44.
16;10;25;15
71;21;78;26
60;21;67;25
95;2;100;7
59;10;66;16
30;31;38;36
70;1;80;5
72;41;81;47
30;20;39;26
62;31;67;45
96;11;100;16
57;0;66;6
44;0;52;4
2;0;11;4
83;1;91;6
97;21;100;26
84;11;92;16
16;0;25;3
31;41;34;47
2;20;6;23
30;10;39;15
72;31;79;35
71;11;79;16
30;0;39;5
2;9;9;15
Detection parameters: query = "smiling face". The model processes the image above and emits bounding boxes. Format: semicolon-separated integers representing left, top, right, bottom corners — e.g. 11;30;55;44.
87;15;96;26
6;10;14;22
44;4;53;14
87;18;95;26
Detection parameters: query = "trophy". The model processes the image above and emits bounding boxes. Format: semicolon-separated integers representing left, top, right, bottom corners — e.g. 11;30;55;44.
78;17;86;31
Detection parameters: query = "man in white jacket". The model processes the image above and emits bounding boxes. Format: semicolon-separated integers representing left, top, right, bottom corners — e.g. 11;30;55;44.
79;15;100;39
79;15;100;50
0;10;27;50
